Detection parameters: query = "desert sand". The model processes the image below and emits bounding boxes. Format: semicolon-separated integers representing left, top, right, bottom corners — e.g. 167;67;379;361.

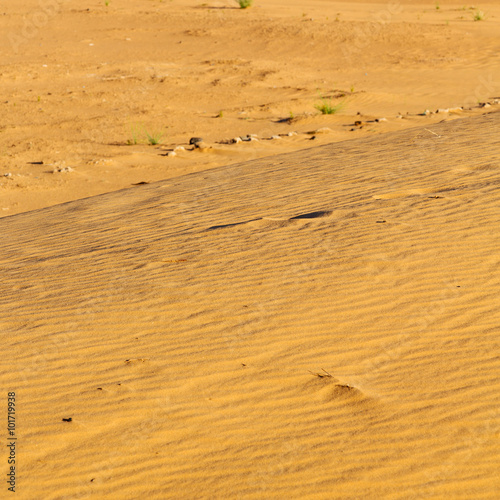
1;0;500;217
1;0;500;499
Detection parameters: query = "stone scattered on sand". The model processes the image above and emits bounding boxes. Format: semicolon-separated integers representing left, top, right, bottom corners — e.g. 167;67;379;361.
436;108;449;113
287;131;297;136
375;118;387;122
232;137;242;144
174;146;185;152
240;135;252;142
189;137;203;145
194;141;211;151
52;166;74;173
4;173;12;178
167;151;177;157
270;135;281;140
479;102;491;108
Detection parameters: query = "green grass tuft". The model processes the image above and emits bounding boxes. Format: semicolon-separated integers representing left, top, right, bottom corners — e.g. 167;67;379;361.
236;0;253;9
127;124;163;146
472;9;486;21
315;95;345;115
145;129;163;145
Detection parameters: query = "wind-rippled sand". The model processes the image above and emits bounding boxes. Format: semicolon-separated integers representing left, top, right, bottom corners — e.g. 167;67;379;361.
2;112;499;499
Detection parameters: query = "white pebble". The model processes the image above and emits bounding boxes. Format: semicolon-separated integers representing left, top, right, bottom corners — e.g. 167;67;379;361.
271;135;281;140
167;151;177;157
52;166;74;173
287;131;297;136
174;146;185;152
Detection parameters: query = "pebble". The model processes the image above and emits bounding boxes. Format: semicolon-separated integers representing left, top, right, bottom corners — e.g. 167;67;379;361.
194;141;210;150
314;127;333;134
287;131;297;136
167;151;177;157
189;137;203;145
4;173;12;178
52;166;74;173
232;137;242;144
240;135;252;142
375;117;387;122
270;135;281;140
436;108;449;113
480;102;491;108
174;146;185;152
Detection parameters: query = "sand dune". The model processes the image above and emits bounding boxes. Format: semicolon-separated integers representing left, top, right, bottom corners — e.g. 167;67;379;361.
2;112;499;498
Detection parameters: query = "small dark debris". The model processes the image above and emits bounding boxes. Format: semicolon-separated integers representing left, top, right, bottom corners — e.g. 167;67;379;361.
90;478;95;482
336;384;353;390
27;161;44;165
376;220;386;223
241;363;247;367
189;137;203;145
310;135;316;140
62;417;72;422
132;181;149;185
309;368;333;378
291;210;331;220
240;135;252;142
97;387;103;390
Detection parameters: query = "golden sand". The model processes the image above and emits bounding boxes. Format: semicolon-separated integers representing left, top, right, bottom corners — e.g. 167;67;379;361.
1;1;500;498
